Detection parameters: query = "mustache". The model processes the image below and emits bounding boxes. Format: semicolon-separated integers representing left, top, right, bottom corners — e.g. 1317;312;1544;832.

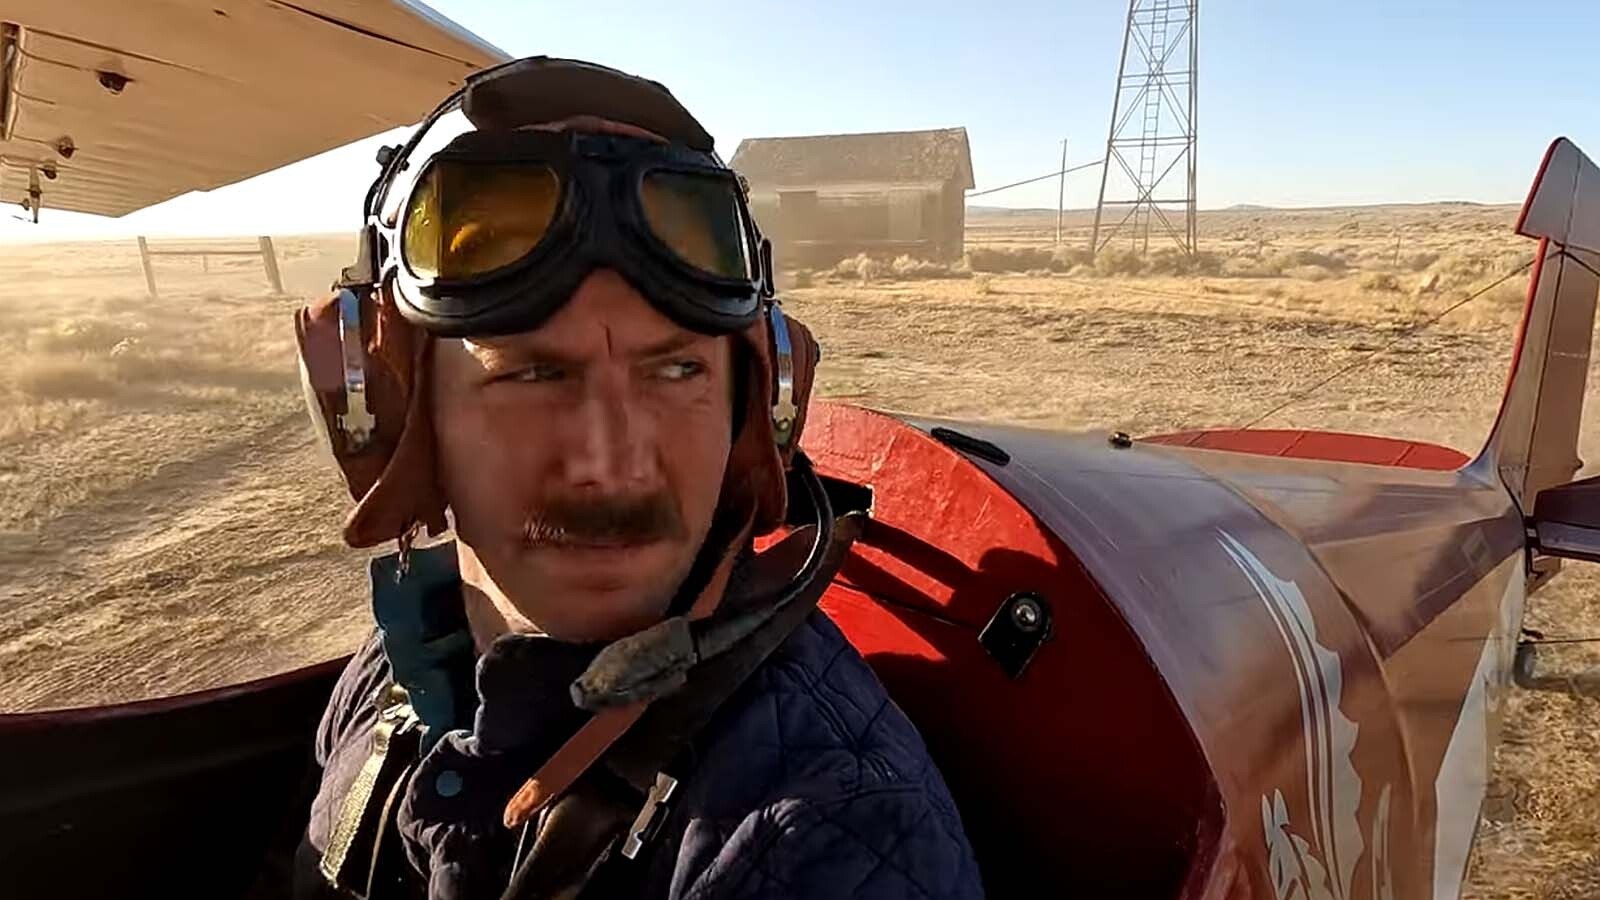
522;491;687;547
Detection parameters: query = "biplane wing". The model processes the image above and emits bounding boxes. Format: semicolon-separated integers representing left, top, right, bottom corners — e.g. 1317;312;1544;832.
0;0;508;218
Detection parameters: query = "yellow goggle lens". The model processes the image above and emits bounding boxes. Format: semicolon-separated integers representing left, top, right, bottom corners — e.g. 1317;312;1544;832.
403;162;560;280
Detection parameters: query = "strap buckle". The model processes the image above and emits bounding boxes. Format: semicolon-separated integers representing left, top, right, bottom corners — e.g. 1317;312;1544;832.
620;772;679;860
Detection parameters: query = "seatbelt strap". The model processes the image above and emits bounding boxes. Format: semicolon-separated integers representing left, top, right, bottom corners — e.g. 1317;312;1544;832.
364;757;419;899
320;684;421;893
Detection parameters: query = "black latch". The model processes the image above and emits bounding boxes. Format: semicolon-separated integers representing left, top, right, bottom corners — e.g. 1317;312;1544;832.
978;592;1053;678
931;427;1010;466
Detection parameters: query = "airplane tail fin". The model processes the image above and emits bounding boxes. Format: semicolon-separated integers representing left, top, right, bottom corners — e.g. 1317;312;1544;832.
1476;138;1600;512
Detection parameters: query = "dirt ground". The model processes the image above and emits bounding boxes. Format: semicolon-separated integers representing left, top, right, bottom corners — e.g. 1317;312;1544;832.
1;206;1596;897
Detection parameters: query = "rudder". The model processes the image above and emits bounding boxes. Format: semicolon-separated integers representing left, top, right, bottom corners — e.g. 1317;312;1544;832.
1476;138;1600;512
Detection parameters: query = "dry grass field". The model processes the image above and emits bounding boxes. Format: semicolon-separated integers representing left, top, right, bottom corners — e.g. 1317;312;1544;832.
1;205;1596;897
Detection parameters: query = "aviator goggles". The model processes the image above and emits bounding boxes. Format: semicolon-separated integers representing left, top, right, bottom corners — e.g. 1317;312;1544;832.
362;64;773;338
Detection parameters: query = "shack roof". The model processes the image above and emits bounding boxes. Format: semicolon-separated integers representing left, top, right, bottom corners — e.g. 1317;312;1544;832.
731;128;974;190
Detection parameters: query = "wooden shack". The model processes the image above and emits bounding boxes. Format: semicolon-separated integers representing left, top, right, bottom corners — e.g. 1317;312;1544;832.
730;128;975;267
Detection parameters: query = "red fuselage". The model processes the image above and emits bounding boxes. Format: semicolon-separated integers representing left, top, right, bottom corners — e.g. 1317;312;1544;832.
802;401;1524;899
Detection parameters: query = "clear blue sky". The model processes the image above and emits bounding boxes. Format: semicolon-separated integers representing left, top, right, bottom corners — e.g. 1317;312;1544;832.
7;0;1600;240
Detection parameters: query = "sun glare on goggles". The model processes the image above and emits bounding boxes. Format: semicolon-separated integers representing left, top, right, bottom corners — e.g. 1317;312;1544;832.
403;163;562;280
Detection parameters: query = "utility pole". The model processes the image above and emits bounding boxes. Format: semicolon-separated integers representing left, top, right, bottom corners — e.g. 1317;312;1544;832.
1056;138;1069;244
1090;0;1199;257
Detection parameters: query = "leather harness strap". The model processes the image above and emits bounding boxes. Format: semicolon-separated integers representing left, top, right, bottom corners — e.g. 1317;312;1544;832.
501;514;862;900
499;511;753;832
499;703;647;831
505;768;646;900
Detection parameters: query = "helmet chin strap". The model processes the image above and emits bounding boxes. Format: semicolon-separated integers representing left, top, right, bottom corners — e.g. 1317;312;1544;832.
578;452;835;704
662;505;746;619
662;298;802;619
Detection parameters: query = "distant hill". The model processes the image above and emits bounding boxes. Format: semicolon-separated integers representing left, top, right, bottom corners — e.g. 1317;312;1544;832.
966;205;1059;216
967;200;1511;217
961;199;1523;241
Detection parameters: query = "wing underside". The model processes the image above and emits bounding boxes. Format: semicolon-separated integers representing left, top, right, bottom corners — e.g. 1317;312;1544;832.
0;0;507;218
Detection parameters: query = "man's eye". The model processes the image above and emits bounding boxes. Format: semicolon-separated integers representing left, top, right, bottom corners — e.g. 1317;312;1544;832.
504;363;565;383
653;359;706;382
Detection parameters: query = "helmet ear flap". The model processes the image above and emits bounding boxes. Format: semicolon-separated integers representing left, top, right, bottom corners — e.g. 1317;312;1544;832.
769;303;820;460
294;287;447;547
296;352;337;461
295;290;391;503
729;302;822;534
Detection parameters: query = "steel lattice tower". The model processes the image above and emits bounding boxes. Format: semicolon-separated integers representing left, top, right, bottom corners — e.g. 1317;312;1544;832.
1090;0;1198;257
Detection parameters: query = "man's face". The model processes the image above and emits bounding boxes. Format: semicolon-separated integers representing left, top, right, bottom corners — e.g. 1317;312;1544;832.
431;269;735;643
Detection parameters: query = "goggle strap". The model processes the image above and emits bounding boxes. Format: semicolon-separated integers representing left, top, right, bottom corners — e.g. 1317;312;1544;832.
336;222;381;289
760;240;775;297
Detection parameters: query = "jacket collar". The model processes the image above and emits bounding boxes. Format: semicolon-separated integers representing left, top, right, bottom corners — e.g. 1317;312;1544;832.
369;541;602;756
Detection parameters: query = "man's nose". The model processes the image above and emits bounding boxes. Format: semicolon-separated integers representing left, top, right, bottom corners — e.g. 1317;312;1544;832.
561;362;657;492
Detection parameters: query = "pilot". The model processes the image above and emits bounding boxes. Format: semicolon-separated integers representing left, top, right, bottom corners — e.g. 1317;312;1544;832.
290;56;982;899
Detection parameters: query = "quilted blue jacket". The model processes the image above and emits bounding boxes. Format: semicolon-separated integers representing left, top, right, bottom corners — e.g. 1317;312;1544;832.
298;560;984;900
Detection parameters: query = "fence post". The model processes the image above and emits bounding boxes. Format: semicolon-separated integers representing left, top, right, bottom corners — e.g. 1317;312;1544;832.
137;236;159;299
259;236;285;294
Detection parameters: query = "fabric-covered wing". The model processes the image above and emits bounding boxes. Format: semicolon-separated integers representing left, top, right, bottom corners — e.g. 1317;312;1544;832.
0;0;507;217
